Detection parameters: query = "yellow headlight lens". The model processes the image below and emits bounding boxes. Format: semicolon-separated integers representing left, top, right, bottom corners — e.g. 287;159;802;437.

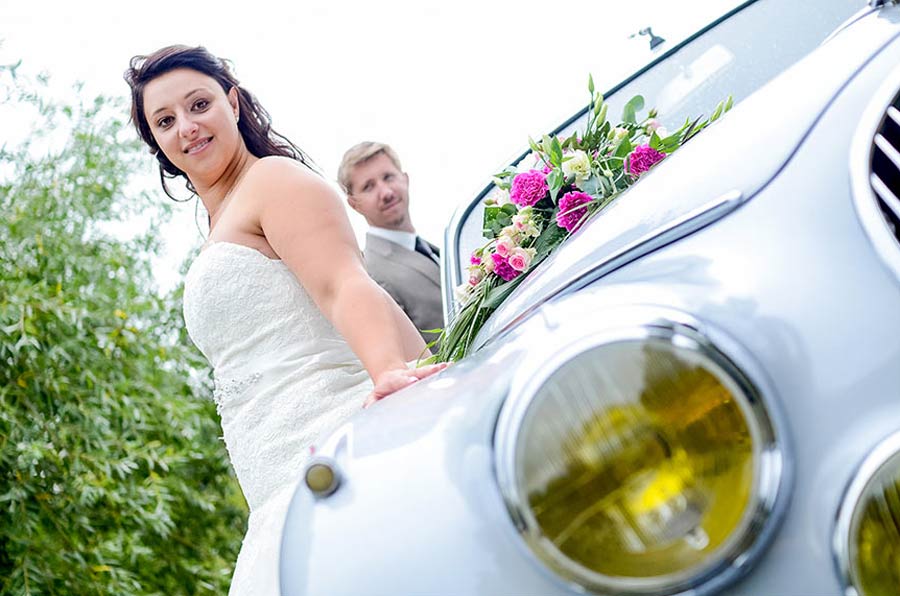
842;444;900;596
498;333;779;594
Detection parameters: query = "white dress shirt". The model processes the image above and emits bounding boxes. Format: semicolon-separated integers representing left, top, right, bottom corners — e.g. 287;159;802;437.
367;226;417;252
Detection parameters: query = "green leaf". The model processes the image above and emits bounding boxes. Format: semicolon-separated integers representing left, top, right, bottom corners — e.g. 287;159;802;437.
622;94;645;123
614;138;633;159
550;137;563;167
542;134;554;154
681;116;704;143
629;94;645;111
482;275;526;309
532;220;569;261
546;169;564;203
482;205;514;238
580;176;600;197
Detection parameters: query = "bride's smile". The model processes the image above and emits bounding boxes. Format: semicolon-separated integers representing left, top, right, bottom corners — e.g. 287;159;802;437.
141;67;244;196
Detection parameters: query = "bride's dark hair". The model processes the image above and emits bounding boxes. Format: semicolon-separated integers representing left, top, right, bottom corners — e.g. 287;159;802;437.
124;45;315;200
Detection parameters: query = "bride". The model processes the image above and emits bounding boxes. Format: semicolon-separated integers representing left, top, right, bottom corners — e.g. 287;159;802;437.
124;45;446;594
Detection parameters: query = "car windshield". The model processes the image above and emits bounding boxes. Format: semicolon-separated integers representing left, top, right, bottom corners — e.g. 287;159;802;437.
445;0;861;305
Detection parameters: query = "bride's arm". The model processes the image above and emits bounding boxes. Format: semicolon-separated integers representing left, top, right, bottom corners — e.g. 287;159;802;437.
247;157;443;398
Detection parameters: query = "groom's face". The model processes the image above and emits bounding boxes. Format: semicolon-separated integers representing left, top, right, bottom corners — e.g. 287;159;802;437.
347;153;412;231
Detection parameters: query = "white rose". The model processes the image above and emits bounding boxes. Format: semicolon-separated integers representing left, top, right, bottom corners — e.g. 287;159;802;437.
562;149;591;182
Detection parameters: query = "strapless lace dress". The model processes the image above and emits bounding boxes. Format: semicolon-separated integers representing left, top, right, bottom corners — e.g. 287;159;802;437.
183;242;372;595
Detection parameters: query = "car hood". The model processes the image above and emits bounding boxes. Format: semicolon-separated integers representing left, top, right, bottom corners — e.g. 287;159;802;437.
472;10;900;351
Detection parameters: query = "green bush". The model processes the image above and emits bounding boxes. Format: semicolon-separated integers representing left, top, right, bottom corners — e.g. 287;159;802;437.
0;64;246;595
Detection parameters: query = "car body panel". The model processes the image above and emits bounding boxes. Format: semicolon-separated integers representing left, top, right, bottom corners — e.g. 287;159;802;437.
281;4;900;595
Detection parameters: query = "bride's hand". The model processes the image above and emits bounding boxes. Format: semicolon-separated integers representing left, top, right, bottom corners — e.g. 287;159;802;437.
363;362;449;408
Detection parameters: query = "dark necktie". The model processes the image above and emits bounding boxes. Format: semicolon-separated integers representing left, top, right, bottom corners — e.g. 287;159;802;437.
414;236;439;264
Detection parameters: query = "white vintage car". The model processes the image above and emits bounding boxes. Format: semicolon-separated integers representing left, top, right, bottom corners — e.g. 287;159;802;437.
281;1;900;594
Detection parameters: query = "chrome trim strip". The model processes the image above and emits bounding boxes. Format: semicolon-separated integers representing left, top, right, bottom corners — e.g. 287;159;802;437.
850;60;900;284
822;6;877;45
474;190;745;352
493;306;792;596
874;133;900;171
888;105;900;127
439;243;452;325
442;192;474;323
832;429;900;596
872;174;900;220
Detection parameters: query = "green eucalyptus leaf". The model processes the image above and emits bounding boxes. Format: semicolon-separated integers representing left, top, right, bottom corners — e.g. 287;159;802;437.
622;94;645;123
580;176;600;196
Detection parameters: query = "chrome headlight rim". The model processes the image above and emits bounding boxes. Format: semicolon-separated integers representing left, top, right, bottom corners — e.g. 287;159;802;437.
494;306;792;596
832;428;900;596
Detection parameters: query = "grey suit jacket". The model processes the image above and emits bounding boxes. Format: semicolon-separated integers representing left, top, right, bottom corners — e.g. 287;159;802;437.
363;233;443;345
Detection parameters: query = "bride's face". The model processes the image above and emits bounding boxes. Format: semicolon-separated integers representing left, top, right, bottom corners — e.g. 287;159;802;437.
142;68;242;186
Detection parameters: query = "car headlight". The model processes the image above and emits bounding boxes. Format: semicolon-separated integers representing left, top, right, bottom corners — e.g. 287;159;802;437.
495;310;789;595
834;430;900;596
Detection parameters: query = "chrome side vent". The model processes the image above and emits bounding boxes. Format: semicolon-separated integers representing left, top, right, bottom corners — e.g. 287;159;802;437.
871;102;900;239
852;68;900;283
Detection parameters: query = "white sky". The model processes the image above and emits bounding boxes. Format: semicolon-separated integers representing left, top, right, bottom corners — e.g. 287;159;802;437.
1;0;730;292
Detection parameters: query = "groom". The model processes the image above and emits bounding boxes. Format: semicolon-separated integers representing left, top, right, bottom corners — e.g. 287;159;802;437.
338;141;443;345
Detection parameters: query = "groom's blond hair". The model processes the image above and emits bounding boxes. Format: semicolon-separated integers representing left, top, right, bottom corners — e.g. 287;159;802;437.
338;142;404;194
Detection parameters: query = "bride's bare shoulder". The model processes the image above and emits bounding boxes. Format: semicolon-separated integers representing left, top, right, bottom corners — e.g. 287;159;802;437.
242;157;340;218
245;156;324;189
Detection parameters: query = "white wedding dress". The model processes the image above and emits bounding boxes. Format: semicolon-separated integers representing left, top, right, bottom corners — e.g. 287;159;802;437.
183;241;373;595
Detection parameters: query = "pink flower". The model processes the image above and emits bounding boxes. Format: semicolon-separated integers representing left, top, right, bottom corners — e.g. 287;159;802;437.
508;247;534;272
491;252;521;281
556;190;594;233
510;170;548;207
468;270;483;286
470;254;482;266
495;235;516;258
627;144;666;177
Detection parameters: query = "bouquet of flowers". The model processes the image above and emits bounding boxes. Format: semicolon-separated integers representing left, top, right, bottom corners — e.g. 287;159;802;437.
436;76;732;361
